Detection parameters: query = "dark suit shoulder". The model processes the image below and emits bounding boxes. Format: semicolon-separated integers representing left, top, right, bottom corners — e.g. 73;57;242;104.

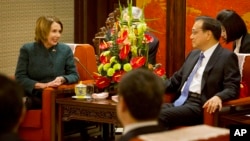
21;42;35;50
188;49;201;55
57;42;71;49
55;43;73;54
217;45;237;56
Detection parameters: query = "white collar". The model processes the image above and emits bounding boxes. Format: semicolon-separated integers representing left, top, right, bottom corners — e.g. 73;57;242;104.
203;42;218;58
123;120;158;135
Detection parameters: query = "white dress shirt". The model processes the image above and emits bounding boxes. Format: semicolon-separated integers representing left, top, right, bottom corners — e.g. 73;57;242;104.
182;43;218;94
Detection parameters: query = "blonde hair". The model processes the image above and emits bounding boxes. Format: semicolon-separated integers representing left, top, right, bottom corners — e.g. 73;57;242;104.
34;16;63;43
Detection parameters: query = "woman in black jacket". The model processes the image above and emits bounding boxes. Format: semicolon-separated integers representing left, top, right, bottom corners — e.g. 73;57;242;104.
216;9;250;53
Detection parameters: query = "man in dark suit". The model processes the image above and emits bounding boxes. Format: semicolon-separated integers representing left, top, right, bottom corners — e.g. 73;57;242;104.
0;74;26;141
117;68;166;141
159;16;241;129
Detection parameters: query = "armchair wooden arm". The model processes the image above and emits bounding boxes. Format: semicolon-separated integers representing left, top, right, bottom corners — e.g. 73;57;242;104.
222;97;250;107
204;97;250;126
163;93;250;127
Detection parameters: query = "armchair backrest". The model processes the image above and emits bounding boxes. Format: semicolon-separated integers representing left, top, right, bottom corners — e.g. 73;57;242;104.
66;43;97;81
237;54;250;98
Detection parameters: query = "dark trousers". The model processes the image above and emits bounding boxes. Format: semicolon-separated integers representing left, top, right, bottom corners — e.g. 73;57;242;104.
159;93;203;129
25;89;42;110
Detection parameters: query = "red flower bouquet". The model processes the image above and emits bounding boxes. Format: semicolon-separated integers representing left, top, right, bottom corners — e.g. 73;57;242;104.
94;1;166;91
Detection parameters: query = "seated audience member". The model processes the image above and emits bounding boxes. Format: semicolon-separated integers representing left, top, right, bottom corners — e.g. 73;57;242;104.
0;74;26;141
15;16;79;109
216;9;250;53
159;16;241;129
106;6;159;64
116;68;166;141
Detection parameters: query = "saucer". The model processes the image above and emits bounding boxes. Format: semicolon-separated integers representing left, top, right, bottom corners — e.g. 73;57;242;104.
111;95;119;102
72;95;91;99
92;92;109;100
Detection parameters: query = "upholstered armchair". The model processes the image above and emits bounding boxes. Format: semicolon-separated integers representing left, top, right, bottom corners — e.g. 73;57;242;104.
204;54;250;126
163;54;250;128
18;44;97;141
67;43;97;81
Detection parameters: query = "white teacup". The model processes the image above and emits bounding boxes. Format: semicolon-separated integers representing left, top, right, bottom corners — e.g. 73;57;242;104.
75;83;87;97
75;82;95;98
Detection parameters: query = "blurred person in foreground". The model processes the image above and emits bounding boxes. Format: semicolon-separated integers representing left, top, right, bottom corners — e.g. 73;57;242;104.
216;9;250;53
159;16;240;129
0;74;26;141
116;68;166;141
15;16;79;109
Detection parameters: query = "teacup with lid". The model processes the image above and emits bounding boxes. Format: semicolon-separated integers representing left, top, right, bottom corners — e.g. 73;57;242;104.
74;81;87;97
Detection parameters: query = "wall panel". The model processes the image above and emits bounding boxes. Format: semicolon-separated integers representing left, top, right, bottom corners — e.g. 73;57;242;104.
186;0;250;55
0;0;74;75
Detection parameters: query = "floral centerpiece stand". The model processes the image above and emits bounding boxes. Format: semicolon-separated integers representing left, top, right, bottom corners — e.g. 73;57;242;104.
93;1;166;95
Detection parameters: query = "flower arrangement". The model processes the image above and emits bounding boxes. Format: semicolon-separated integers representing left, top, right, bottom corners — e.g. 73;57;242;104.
94;1;166;91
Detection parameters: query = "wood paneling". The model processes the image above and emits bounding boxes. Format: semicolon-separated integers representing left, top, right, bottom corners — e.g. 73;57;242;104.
166;0;186;76
74;0;134;45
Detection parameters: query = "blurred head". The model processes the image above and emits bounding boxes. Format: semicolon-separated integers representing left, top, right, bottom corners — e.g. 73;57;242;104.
117;68;164;124
190;16;221;51
216;9;247;43
35;16;63;48
0;74;25;134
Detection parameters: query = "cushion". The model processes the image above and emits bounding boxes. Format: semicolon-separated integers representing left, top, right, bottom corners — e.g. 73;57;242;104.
20;110;42;128
239;81;249;98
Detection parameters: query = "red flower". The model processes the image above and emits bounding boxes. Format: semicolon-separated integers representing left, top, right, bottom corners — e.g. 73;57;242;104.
112;70;125;82
99;41;109;50
93;72;101;80
154;67;166;77
130;57;146;69
144;34;154;43
99;54;109;64
119;44;130;60
95;76;111;89
116;30;128;44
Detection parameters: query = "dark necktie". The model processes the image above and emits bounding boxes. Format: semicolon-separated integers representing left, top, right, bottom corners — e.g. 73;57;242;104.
174;53;205;106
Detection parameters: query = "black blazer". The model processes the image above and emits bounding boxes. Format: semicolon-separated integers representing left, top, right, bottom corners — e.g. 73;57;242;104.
233;33;250;53
118;125;166;141
165;44;241;104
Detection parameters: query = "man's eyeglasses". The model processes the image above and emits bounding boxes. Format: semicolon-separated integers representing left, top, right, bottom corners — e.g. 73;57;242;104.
191;28;203;35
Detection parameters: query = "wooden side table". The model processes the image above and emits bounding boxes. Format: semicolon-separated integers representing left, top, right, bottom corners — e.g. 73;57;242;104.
56;97;120;141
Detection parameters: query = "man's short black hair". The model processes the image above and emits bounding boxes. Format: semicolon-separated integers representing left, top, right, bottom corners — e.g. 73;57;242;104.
118;68;164;120
195;16;222;41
